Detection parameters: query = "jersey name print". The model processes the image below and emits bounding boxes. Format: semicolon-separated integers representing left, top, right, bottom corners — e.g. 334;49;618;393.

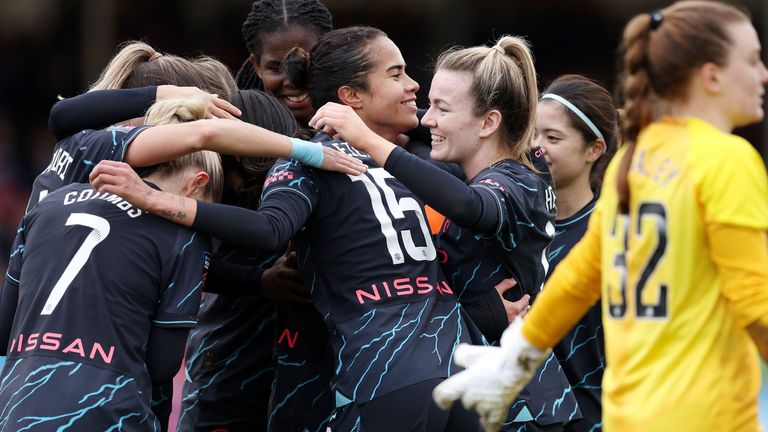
27;125;149;212
2;182;210;431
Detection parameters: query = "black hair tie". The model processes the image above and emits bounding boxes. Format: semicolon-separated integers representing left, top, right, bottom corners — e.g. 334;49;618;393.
649;9;663;30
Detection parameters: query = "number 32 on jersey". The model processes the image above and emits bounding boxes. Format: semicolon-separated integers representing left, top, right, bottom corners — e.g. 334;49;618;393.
606;202;669;319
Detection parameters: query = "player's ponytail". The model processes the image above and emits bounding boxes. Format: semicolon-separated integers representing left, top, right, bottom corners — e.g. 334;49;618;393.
144;98;207;126
285;26;387;109
617;14;654;214
89;41;161;91
87;41;223;94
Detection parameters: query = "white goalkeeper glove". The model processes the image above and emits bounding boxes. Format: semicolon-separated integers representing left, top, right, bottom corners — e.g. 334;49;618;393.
432;317;550;432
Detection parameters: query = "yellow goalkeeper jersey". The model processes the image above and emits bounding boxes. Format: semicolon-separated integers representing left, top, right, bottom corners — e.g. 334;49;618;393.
530;116;768;431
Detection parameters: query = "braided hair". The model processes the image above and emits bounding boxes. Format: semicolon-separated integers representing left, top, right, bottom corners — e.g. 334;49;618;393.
616;0;748;213
236;0;332;90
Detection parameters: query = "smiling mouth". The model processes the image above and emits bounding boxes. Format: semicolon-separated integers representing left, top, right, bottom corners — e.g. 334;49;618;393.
284;93;309;103
401;100;416;107
431;134;445;142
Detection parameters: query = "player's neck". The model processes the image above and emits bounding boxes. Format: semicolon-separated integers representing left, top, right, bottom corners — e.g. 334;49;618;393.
555;179;593;220
667;95;733;133
365;123;400;144
462;136;511;180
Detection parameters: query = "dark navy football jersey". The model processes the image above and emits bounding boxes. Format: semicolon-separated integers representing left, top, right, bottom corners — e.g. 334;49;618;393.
268;302;335;432
178;246;278;432
548;197;604;432
2;183;210;431
436;159;556;306
434;157;581;427
27;125;149;212
259;134;469;405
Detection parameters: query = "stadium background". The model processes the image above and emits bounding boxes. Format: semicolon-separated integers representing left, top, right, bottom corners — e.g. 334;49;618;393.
0;0;766;426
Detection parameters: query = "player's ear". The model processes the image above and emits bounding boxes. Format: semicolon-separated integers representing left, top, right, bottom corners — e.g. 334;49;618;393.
338;85;363;108
185;171;210;201
249;54;263;80
478;109;502;139
698;62;722;95
587;138;606;163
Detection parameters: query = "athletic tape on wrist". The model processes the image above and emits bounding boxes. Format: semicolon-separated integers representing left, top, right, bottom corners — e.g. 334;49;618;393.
289;138;325;168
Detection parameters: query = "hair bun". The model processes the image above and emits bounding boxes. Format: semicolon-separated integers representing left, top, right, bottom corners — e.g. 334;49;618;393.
284;47;311;90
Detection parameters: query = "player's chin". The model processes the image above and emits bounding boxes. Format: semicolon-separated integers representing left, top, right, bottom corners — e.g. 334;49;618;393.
429;147;445;162
429;144;452;163
397;110;419;131
734;108;764;128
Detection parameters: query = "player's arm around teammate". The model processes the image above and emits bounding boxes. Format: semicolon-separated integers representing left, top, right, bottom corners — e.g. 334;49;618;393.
48;84;240;140
89;116;366;247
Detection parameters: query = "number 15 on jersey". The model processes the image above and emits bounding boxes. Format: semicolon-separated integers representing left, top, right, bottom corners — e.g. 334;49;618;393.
349;168;437;265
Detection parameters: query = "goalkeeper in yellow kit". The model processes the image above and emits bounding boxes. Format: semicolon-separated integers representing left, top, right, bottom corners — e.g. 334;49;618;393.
433;1;768;431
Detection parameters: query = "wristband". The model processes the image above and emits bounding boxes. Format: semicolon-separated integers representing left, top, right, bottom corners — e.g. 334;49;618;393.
289;138;325;168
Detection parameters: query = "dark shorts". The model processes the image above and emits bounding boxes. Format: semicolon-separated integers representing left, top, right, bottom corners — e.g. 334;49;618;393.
269;302;335;432
329;378;480;432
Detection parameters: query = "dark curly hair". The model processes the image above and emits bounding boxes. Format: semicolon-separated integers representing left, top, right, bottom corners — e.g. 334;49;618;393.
235;0;332;90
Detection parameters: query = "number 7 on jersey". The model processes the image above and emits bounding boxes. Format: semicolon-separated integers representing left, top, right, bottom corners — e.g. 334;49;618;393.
41;213;110;315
